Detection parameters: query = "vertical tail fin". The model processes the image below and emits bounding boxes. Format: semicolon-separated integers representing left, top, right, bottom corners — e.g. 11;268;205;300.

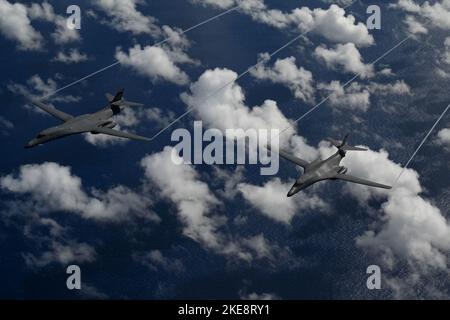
105;89;144;114
111;88;124;103
328;134;367;157
106;89;125;114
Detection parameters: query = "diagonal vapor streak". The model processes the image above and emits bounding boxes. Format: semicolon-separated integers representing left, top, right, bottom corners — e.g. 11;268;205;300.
41;5;240;100
393;102;450;187
277;33;415;136
149;1;359;140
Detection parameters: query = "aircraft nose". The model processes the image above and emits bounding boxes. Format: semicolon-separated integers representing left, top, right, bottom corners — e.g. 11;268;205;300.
24;139;37;148
287;185;300;197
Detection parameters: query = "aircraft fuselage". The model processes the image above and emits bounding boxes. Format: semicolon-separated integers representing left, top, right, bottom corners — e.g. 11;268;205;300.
25;107;120;148
287;152;346;197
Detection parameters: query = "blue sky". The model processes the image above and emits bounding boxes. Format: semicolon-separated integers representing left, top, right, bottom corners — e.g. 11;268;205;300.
1;0;450;299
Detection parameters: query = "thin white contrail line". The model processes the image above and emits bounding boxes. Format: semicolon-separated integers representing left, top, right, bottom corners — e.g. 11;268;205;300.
393;102;450;187
277;33;415;136
41;5;240;100
149;1;358;140
149;30;310;140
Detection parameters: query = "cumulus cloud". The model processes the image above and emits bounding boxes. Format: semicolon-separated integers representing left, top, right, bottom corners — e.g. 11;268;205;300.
141;147;225;249
11;214;97;268
404;15;429;35
315;43;374;78
443;37;450;64
318;81;371;112
237;128;450;274
192;1;374;47
436;128;450;150
52;49;89;64
238;178;328;224
24;238;96;268
180;67;328;222
317;80;411;112
317;144;450;271
115;44;191;85
368;80;411;96
8;74;81;104
93;0;161;35
286;4;374;47
0;162;158;222
94;1;197;85
391;0;450;34
181;67;296;146
250;53;315;103
27;1;81;44
0;0;43;50
191;0;236;9
0;116;14;135
240;291;280;300
134;250;185;273
141;147;292;263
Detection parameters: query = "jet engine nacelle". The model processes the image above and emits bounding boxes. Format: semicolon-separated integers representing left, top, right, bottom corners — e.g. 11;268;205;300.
338;166;348;174
100;121;117;129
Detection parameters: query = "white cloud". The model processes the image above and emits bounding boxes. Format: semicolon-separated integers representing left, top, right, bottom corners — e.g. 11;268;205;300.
0;0;43;50
115;44;191;85
191;0;236;9
314;43;374;78
287;4;374;46
8;74;81;104
52;49;89;64
0;162;158;222
141;147;225;249
316;80;411;112
443;37;450;64
240;291;280;300
181;67;296;146
27;1;80;44
93;0;160;35
193;1;374;47
0;116;14;135
134;250;184;273
404;15;429;35
250;53;315;103
391;0;450;32
14;214;97;268
324;145;450;270
368;80;411;95
436;128;450;150
141;147;292;263
180;67;328;223
24;239;96;268
318;81;371;112
238;178;328;224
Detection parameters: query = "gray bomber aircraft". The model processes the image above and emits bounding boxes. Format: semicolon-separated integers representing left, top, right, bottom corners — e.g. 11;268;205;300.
25;89;150;148
268;134;392;197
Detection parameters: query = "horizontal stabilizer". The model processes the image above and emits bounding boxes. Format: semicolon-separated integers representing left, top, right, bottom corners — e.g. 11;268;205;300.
105;93;114;101
342;145;367;151
328;135;367;152
106;91;143;107
122;100;144;107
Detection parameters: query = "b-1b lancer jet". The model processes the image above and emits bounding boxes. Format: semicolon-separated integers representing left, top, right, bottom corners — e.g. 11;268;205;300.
268;134;392;197
25;89;150;148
